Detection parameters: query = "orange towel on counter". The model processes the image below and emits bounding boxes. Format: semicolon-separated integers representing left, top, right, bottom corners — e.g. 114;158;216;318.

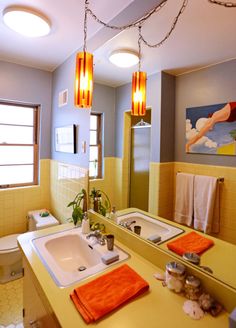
70;264;149;324
167;231;214;256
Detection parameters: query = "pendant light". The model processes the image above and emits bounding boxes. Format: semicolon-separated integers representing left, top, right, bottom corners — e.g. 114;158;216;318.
73;0;190;110
131;26;147;116
74;0;93;108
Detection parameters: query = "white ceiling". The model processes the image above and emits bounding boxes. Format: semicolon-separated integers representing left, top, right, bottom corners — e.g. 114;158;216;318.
0;0;236;87
0;0;134;70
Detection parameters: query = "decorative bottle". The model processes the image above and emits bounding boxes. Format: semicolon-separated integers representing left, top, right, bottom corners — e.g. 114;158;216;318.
109;206;117;223
81;212;90;234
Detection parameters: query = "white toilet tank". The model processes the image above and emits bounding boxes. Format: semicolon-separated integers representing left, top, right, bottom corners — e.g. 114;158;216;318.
28;209;59;231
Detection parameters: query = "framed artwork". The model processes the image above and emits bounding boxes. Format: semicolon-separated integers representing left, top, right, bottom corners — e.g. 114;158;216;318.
55;124;76;153
186;102;236;155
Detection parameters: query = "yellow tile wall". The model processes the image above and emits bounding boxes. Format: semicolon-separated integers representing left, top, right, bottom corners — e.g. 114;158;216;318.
89;157;123;211
0;159;51;237
50;160;89;223
86;157;236;246
115;158;124;210
174;162;236;245
148;162;174;219
89;157;115;208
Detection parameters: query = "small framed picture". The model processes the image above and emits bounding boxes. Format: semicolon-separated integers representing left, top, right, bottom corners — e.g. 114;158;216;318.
55;124;76;153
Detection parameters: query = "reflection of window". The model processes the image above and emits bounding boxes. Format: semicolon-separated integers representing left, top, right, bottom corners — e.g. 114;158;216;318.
89;113;102;178
0;102;39;188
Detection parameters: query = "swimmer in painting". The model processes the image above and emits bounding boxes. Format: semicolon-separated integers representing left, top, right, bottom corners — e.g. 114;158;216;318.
186;102;236;152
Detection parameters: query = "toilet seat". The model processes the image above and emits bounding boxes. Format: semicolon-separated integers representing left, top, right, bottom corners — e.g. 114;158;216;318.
0;234;20;253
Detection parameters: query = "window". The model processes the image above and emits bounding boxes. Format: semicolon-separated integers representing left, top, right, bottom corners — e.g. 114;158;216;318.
0;102;39;188
89;113;102;178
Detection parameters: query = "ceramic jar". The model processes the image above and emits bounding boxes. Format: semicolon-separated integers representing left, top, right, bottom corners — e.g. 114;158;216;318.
165;262;186;293
184;275;202;300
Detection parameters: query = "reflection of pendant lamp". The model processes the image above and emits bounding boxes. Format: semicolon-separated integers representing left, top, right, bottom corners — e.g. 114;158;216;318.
73;0;189;110
131;26;147;116
74;0;93;108
132;71;146;116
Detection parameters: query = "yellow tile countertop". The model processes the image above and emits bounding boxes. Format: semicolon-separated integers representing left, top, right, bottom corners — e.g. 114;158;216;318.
18;221;230;328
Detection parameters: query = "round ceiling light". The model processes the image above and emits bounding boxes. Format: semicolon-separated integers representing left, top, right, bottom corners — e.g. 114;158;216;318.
109;50;139;68
3;6;51;38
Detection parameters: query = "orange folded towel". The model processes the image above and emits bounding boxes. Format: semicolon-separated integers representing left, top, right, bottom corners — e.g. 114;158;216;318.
70;264;149;324
167;231;214;256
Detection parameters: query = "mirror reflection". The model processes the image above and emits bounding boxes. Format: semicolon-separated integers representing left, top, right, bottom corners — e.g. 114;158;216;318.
88;61;236;291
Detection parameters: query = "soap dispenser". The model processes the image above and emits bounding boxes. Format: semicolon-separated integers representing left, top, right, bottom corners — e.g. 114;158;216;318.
82;212;90;234
109;206;117;223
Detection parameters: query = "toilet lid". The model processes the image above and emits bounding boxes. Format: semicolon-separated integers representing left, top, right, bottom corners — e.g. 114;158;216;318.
0;234;20;251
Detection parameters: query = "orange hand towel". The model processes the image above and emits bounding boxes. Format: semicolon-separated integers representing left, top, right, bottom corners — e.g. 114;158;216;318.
70;264;149;324
167;231;214;256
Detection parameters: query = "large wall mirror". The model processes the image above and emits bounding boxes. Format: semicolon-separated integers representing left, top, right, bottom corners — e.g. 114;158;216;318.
88;67;236;292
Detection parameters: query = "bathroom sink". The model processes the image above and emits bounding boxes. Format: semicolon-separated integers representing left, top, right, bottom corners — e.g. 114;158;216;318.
32;228;129;287
117;212;184;244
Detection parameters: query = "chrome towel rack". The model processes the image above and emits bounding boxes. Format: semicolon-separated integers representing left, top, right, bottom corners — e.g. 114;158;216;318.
176;171;224;183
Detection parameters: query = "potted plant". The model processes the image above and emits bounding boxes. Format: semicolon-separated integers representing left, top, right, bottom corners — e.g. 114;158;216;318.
67;189;87;226
89;187;111;217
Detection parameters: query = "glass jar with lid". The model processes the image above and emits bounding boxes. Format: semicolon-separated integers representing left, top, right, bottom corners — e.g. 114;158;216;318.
165;261;186;293
184;275;202;300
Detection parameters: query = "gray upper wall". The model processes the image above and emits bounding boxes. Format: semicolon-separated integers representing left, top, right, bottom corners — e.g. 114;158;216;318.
175;59;236;166
160;73;175;163
115;73;162;162
51;53;116;168
0;61;52;159
51;53;90;168
115;71;175;163
92;83;115;158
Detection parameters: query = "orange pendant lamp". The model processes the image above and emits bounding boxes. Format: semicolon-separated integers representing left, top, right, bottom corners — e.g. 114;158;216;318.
131;71;146;116
74;51;93;108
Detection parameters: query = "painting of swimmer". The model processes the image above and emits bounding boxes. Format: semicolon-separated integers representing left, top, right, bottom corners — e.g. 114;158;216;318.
186;102;236;155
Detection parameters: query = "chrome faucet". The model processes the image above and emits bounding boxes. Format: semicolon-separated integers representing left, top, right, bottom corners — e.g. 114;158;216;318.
86;230;106;245
119;220;136;231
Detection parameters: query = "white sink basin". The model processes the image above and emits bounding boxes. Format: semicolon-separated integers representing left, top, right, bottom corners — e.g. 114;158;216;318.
117;212;184;244
32;228;129;287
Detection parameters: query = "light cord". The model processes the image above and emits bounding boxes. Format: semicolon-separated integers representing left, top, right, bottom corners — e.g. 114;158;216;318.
140;0;188;48
83;0;89;52
138;25;142;71
208;0;236;7
86;0;168;31
82;0;235;57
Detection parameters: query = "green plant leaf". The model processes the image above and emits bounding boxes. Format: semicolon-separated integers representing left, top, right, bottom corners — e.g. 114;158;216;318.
67;201;76;207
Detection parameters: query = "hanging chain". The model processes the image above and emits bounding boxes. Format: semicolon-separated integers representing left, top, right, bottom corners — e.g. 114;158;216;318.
208;0;236;7
138;25;142;71
83;0;235;52
83;0;89;52
86;0;168;31
140;0;188;48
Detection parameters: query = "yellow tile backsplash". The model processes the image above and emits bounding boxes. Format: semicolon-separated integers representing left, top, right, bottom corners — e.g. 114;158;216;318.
89;157;117;209
135;160;236;245
0;159;88;237
0;159;50;237
50;160;89;223
1;157;235;246
174;162;236;245
148;162;174;219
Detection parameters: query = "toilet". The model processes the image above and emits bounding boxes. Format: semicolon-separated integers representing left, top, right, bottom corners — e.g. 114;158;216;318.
0;234;22;283
0;209;59;283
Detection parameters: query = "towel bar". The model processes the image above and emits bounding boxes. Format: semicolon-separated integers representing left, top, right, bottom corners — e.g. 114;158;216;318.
176;171;224;183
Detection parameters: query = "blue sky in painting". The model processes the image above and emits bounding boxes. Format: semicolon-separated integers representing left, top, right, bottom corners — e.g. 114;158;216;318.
186;103;236;154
